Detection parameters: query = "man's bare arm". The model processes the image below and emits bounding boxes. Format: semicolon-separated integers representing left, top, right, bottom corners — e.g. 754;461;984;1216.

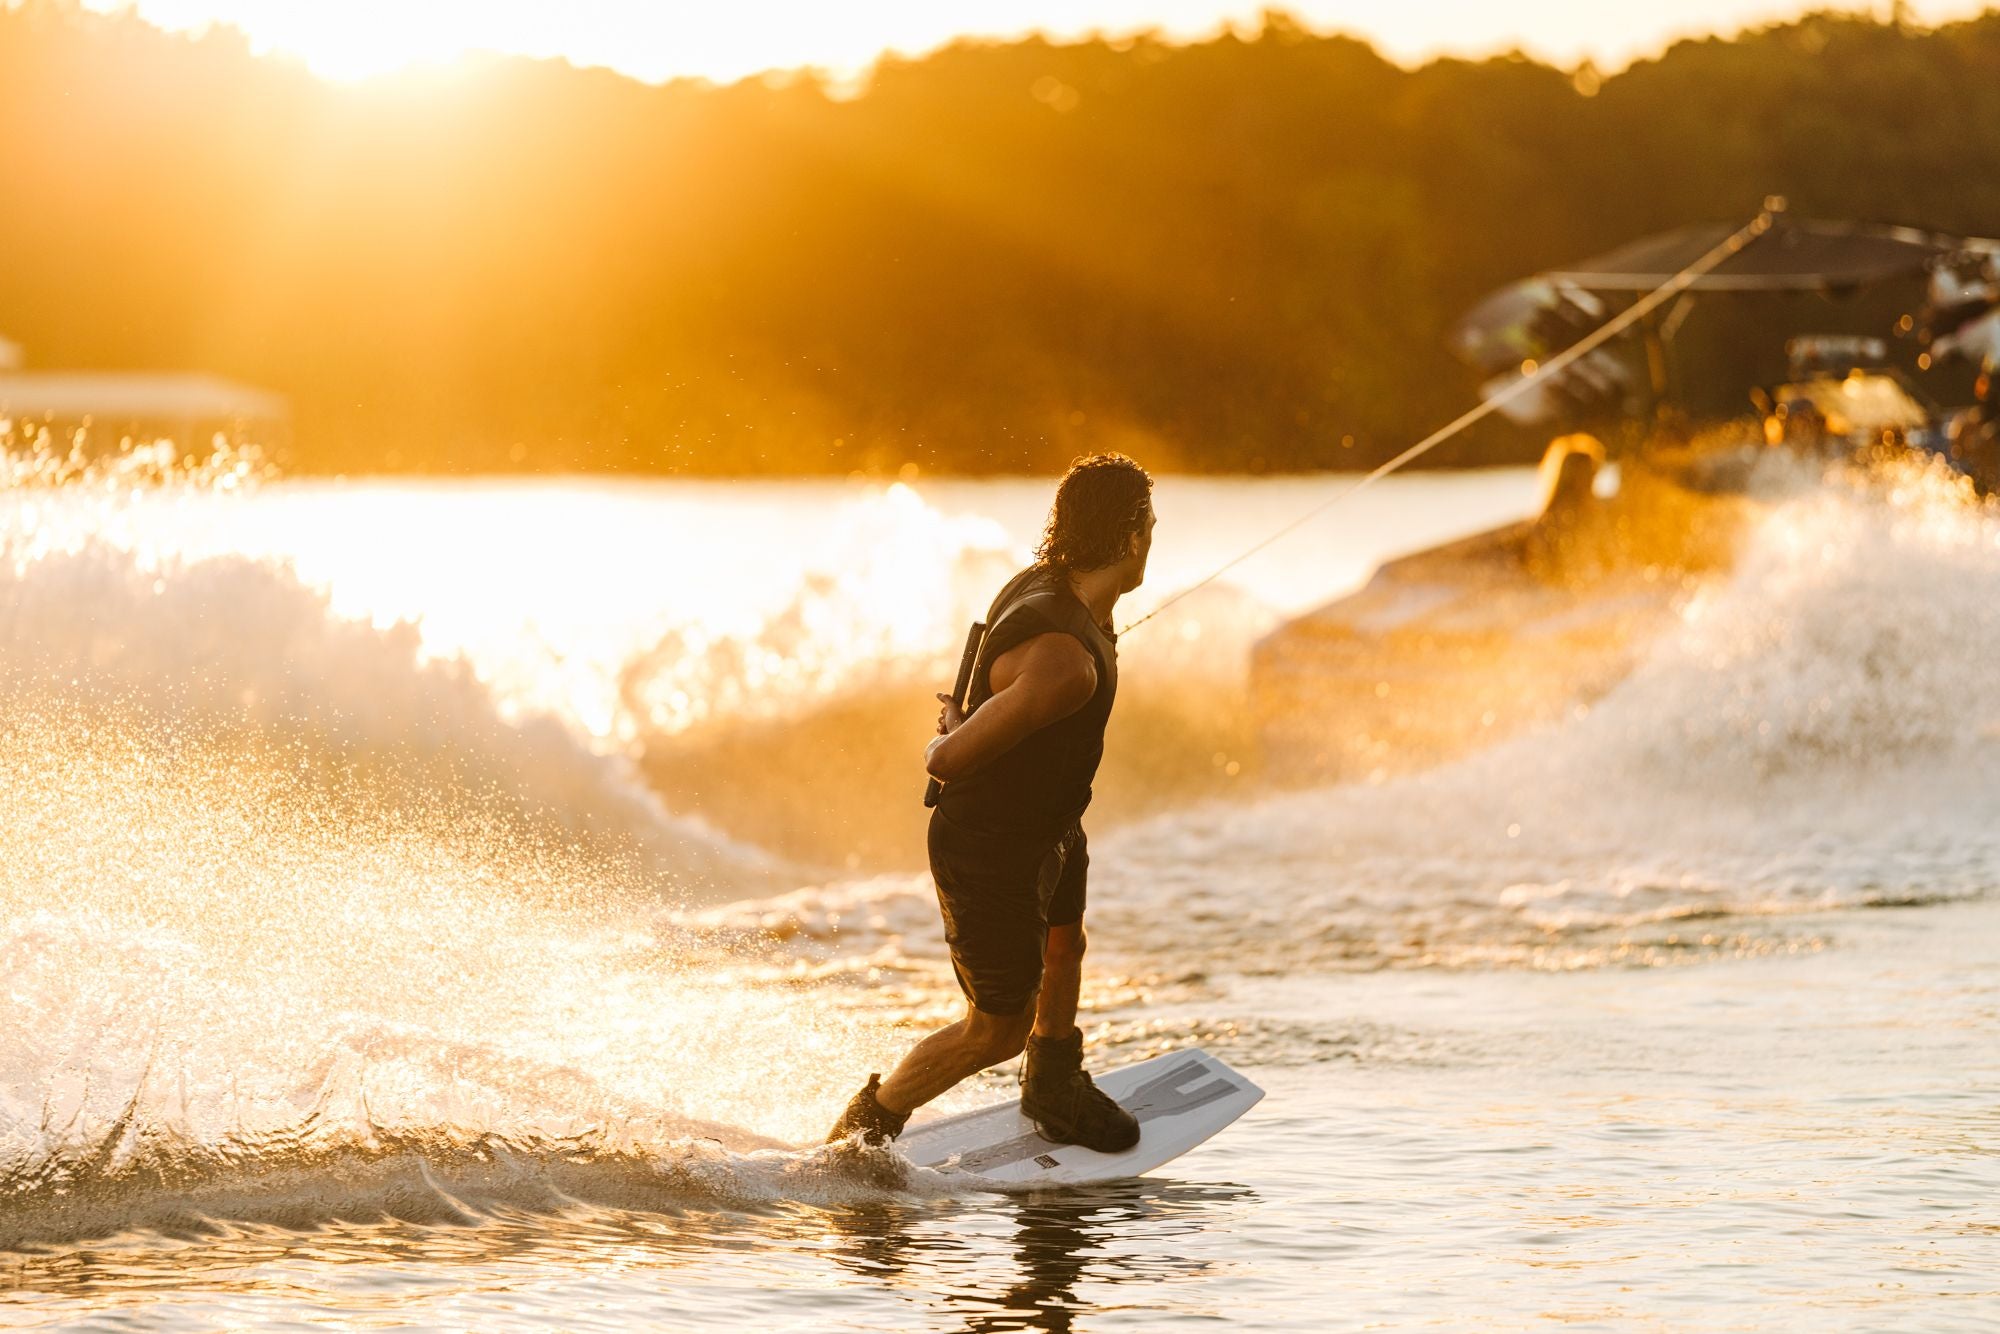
925;633;1096;783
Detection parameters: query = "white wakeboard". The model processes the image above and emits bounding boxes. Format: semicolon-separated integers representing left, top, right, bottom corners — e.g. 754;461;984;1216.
899;1047;1262;1186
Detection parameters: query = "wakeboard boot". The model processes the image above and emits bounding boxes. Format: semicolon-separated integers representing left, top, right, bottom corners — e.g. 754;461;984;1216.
825;1073;910;1145
1019;1029;1140;1153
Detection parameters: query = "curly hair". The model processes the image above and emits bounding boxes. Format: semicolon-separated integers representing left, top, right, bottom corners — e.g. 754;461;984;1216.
1034;453;1153;573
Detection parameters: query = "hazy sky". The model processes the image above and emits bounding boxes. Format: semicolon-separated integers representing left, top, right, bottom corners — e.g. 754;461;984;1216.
96;0;1992;83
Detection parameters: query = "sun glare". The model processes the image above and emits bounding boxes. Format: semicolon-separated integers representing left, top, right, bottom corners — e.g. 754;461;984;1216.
91;0;1000;85
131;0;531;81
91;1;1993;89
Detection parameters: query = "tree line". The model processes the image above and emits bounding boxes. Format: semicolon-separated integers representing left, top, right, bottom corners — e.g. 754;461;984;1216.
2;1;1997;474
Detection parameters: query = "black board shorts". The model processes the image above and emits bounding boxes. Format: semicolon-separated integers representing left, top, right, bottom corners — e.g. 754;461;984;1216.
927;807;1088;1016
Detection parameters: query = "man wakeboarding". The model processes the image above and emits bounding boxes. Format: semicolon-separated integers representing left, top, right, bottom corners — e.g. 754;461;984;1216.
828;453;1156;1153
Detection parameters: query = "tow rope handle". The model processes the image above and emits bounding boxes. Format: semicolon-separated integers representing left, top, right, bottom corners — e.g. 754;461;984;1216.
924;620;987;808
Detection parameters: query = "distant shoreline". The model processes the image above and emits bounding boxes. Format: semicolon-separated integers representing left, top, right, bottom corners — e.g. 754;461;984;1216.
6;5;1988;475
254;457;1543;483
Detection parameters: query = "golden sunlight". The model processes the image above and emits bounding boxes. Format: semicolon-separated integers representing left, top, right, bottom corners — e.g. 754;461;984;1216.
8;0;2000;1317
92;0;1991;85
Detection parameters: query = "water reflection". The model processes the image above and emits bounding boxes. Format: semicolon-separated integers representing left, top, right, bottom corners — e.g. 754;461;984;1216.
822;1181;1255;1332
0;1182;1255;1332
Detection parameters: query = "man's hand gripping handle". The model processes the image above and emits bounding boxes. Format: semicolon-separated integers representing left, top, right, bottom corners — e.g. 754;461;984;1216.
923;620;985;807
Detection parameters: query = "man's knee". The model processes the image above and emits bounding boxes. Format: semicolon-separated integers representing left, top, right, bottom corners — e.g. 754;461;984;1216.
988;1025;1030;1064
1045;922;1087;964
966;1008;1033;1063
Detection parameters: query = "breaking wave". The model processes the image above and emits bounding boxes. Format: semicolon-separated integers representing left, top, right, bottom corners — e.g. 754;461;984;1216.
0;1117;957;1252
0;449;883;1247
8;445;1999;1247
0;705;959;1249
699;460;2000;975
0;450;778;898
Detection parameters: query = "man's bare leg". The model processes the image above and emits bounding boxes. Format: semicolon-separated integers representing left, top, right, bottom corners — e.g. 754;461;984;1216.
832;923;1091;1141
875;1005;1034;1115
1033;921;1085;1039
875;920;1086;1116
1020;919;1138;1150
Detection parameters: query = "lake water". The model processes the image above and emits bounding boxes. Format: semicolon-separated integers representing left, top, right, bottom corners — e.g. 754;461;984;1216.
3;458;1997;1329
